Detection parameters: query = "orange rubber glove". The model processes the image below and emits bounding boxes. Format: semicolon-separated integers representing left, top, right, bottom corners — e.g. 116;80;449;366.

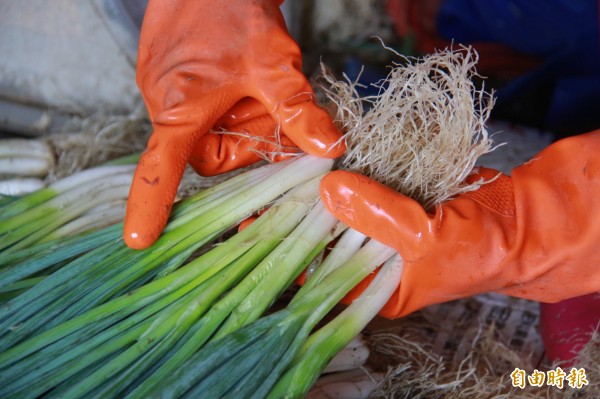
124;0;344;249
320;130;600;319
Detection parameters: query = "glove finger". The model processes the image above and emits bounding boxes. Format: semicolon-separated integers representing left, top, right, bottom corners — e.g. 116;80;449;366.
256;70;346;159
124;126;194;249
275;94;345;158
319;170;431;257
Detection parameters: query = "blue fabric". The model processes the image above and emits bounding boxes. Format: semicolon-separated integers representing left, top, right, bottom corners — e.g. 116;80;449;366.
436;0;600;134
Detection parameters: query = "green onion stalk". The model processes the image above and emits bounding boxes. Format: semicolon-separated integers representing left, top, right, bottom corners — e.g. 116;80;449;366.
0;155;340;398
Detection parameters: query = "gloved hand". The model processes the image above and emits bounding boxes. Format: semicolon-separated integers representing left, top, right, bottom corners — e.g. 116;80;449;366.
320;130;600;318
124;0;344;249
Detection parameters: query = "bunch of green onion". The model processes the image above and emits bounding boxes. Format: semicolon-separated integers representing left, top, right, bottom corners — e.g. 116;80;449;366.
0;154;141;301
0;155;353;398
0;155;400;398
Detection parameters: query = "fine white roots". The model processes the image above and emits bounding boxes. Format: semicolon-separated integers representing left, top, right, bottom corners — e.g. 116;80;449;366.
320;46;497;211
